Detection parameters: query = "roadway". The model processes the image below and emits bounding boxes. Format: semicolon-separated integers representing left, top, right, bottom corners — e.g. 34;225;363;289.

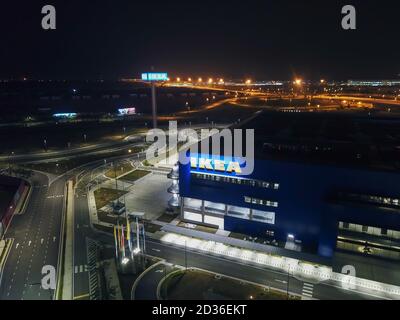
134;239;383;300
0;171;65;300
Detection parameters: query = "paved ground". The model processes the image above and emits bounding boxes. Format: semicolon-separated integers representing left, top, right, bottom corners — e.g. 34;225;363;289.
97;171;171;221
133;262;176;300
124;173;171;221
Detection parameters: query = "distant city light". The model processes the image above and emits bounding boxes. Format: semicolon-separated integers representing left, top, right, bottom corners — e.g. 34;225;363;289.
53;113;77;119
294;79;302;86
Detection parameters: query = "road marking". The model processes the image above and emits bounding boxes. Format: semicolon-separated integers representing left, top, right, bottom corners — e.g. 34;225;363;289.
73;293;90;300
74;265;88;274
275;279;287;284
46;195;64;199
152;249;161;252
302;282;314;298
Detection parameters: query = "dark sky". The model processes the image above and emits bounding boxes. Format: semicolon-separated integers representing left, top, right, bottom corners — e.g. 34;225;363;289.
1;0;399;80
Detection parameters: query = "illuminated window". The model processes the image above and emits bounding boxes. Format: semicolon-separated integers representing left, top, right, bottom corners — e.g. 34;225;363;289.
184;198;202;211
204;201;226;215
245;196;278;208
252;209;275;224
183;211;202;223
190;173;279;190
265;230;275;237
227;205;250;219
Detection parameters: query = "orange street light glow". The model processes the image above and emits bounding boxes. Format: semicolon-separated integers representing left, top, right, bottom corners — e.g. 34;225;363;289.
294;79;302;85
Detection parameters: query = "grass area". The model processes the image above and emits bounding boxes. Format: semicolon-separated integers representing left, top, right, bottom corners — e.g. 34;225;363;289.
94;188;128;209
157;213;177;223
105;162;134;179
142;159;153;167
178;221;218;234
119;169;150;182
160;269;298;300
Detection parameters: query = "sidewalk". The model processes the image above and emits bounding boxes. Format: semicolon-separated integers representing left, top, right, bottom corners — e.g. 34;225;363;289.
61;181;74;300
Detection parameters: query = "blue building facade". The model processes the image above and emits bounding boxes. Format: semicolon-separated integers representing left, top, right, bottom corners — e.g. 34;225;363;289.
179;153;400;259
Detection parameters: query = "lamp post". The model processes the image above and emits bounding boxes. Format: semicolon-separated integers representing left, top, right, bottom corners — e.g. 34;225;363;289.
185;240;188;270
286;266;290;300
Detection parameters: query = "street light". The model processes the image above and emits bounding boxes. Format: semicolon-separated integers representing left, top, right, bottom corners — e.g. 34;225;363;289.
185;240;188;270
294;78;302;86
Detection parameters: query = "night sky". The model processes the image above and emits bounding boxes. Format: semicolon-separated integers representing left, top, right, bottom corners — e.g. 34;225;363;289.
1;0;399;80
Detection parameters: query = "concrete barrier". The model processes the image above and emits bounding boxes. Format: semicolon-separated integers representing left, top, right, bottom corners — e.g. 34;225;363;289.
59;180;74;300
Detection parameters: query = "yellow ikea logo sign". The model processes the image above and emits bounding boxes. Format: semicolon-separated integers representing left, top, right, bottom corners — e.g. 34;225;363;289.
190;157;242;174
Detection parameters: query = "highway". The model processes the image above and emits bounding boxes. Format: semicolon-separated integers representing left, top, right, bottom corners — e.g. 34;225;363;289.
0;148;145;300
0;171;65;300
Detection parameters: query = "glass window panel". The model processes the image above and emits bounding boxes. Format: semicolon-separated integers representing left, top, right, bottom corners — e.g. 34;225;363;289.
184;197;202;211
227;205;250;219
204;215;224;229
252;209;275;224
204;200;226;215
184;211;202;223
